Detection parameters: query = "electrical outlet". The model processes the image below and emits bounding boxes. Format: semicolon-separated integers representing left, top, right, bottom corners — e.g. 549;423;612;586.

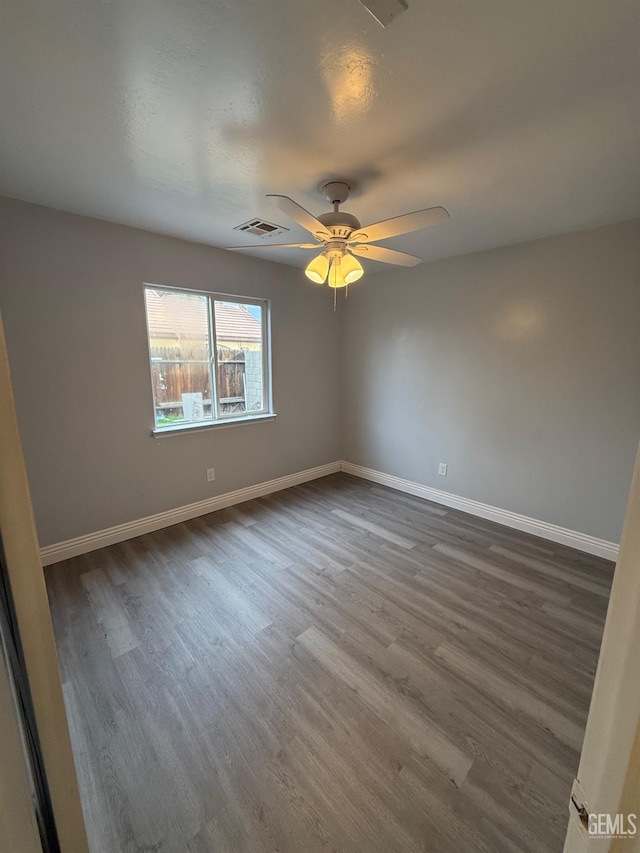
438;463;448;476
206;468;216;482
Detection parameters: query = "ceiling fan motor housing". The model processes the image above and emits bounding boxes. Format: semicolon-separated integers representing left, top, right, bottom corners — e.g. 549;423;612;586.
317;211;361;239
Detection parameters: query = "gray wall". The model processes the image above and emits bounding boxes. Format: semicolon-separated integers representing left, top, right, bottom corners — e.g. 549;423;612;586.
342;219;640;543
0;198;341;545
1;197;638;548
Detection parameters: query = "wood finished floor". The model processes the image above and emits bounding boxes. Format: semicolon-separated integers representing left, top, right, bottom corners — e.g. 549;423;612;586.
46;473;613;853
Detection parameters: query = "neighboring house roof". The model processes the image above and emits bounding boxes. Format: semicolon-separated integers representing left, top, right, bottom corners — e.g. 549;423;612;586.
215;302;262;343
145;289;261;342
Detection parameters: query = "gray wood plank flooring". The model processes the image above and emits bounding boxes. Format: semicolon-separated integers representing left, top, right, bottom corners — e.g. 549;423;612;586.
45;473;613;853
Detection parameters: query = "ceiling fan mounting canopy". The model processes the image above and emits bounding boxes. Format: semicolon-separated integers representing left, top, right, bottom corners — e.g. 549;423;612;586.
225;177;450;289
321;180;353;205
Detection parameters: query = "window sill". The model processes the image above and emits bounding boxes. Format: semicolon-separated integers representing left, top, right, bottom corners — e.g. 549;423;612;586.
151;413;277;438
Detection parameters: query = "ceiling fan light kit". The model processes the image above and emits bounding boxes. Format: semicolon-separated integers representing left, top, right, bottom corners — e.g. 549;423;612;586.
227;179;449;301
304;253;330;284
340;253;364;284
327;258;346;289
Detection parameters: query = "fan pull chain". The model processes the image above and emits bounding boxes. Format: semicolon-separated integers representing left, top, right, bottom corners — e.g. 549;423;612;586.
345;284;349;300
333;289;337;312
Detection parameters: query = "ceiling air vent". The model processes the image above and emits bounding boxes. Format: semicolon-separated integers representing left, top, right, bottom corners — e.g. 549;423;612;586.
233;218;289;238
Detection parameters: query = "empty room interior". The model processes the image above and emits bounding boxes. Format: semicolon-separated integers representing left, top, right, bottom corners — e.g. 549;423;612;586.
1;1;640;852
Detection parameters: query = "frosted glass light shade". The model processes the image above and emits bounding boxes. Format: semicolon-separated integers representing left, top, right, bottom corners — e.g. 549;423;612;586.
304;253;329;283
328;258;347;288
341;253;364;283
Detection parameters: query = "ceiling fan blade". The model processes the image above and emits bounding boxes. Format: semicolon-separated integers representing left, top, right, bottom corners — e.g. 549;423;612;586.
266;194;332;240
225;242;320;250
350;244;422;267
349;206;449;244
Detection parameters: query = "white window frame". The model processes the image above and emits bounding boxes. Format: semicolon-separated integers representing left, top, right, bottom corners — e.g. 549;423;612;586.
144;284;274;436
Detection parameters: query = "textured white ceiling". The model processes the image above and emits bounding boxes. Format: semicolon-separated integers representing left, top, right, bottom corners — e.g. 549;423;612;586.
1;0;638;271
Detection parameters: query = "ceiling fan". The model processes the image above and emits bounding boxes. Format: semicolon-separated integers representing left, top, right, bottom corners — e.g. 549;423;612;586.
226;180;449;289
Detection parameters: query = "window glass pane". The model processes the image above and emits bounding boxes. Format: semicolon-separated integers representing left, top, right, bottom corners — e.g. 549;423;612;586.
145;288;213;427
214;301;264;415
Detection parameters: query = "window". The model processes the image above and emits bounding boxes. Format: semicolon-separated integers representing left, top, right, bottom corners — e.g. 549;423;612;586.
144;285;271;432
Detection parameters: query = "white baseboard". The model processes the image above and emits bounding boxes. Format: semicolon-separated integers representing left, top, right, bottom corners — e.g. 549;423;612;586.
40;461;341;566
40;458;619;566
340;461;619;562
